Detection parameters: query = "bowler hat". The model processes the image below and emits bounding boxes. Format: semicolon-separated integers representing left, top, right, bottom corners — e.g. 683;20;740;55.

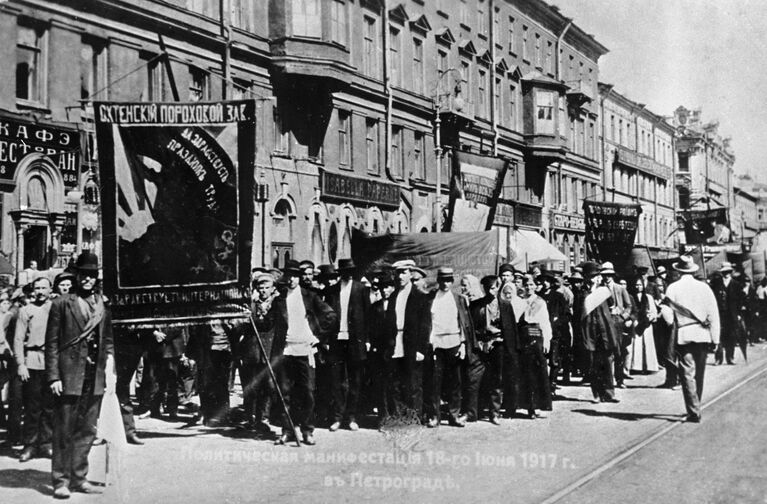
74;252;100;272
318;264;339;278
337;258;356;272
498;263;515;275
283;260;303;276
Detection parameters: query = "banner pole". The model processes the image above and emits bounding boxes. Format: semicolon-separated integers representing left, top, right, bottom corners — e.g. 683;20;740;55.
246;306;302;448
699;243;707;281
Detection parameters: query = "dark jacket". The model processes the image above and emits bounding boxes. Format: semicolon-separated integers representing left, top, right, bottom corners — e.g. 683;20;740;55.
271;287;338;360
542;289;570;341
44;293;115;396
369;297;394;359
384;285;429;361
498;296;521;353
322;280;370;362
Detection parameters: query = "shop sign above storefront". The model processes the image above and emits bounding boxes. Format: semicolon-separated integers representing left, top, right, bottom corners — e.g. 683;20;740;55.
322;171;400;209
0;117;79;189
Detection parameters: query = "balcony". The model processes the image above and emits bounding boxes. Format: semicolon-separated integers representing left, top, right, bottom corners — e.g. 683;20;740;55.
268;2;355;89
565;79;595;108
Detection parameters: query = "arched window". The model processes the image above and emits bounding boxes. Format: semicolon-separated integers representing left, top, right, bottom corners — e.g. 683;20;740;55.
272;199;295;242
328;222;338;264
311;212;324;265
27;175;47;210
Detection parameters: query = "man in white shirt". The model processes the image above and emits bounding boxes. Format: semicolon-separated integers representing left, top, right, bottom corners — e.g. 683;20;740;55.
423;267;472;428
272;260;337;445
662;255;720;423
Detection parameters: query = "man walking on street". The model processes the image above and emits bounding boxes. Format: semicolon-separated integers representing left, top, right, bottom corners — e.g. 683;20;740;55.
662;255;720;423
45;252;115;499
13;277;54;462
601;262;634;388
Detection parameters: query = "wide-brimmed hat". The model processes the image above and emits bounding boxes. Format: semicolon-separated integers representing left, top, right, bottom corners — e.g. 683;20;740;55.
719;261;734;273
437;267;455;282
74;252;100;271
283;259;303;276
582;261;602;278
318;264;339;279
673;255;699;274
392;259;416;270
337;258;356;272
600;261;616;276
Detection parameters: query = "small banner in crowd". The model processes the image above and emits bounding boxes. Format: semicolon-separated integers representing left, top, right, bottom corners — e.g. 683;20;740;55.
351;229;500;281
583;200;642;268
95;101;255;326
445;151;508;232
680;207;732;245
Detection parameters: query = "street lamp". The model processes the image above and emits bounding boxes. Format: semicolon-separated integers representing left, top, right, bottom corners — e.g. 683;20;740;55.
432;68;464;232
254;170;270;267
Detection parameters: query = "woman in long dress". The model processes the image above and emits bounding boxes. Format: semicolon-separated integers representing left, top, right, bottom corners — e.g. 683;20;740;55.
517;274;552;419
628;276;660;373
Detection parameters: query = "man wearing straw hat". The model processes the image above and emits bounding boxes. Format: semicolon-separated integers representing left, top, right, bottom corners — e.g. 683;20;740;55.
662;255;720;423
45;251;115;499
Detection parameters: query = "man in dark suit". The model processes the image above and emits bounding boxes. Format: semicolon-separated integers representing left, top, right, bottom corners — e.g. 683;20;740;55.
712;262;743;365
271;260;337;446
423;267;474;428
384;260;429;421
146;326;187;419
45;252;115;499
601;262;634;388
498;263;523;418
323;259;369;432
368;271;399;427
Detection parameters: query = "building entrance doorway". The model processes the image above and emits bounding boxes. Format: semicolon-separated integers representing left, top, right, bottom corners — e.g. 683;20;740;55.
24;225;49;269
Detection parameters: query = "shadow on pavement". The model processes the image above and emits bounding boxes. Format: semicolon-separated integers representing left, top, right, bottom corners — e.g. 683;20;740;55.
571;409;683;422
0;468;51;496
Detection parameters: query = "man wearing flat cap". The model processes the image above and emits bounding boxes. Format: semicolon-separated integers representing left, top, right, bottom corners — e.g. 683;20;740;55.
45;252;115;498
271;260;337;446
384;259;429;420
321;259;369;432
423;267;474;428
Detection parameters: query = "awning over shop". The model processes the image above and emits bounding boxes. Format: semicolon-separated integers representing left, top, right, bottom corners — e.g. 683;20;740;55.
509;229;568;268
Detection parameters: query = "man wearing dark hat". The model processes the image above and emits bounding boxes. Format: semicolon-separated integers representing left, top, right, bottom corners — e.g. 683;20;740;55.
423;267;473;428
538;272;571;393
580;261;621;403
711;262;743;365
271;260;337;445
367;270;399;427
322;259;369;432
45;252;115;498
662;256;720;422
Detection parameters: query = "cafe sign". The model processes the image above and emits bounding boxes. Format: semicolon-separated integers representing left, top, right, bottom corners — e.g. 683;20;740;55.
322;171;400;209
0;117;79;188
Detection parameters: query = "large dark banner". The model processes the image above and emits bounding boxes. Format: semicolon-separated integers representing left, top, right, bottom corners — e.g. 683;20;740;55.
352;230;500;281
680;207;731;245
95;101;255;325
583;200;642;267
446;151;508;232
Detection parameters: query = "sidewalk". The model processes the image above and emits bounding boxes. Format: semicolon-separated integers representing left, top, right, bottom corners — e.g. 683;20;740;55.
1;343;765;504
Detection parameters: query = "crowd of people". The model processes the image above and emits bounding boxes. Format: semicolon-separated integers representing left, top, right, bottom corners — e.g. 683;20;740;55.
0;252;762;464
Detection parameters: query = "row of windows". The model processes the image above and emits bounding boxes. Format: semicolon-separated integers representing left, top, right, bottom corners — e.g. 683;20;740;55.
612;166;674;207
607;114;674;167
636;215;676;248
